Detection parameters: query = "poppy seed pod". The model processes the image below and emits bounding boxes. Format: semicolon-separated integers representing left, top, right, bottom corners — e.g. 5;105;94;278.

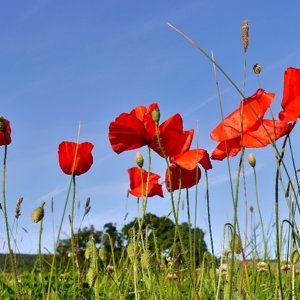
151;109;160;124
248;153;256;168
32;203;45;223
253;63;261;74
135;152;144;168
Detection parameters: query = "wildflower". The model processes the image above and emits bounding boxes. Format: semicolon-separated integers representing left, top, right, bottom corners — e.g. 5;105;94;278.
58;141;93;175
279;67;300;122
0;116;11;145
281;264;291;271
257;261;267;269
165;130;212;191
167;273;178;281
109;103;191;157
210;89;292;160
128;167;163;197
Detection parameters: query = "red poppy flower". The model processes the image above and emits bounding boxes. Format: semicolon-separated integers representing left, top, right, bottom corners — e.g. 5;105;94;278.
109;104;191;157
279;67;300;122
210;89;291;160
58;141;94;176
128;167;163;197
165;130;212;191
0;117;12;146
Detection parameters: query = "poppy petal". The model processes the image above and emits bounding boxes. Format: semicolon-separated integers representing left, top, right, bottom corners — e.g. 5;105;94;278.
150;114;190;157
211;89;275;141
128;167;163;197
109;113;150;154
279;67;300;122
165;164;201;191
211;138;242;160
0;119;12;146
173;149;212;170
241;119;293;147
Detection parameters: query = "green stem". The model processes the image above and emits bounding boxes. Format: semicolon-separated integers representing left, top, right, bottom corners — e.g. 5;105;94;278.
2;145;21;299
38;207;45;300
47;175;73;299
205;170;216;290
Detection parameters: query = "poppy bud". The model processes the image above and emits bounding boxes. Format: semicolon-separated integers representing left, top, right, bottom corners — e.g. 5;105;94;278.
253;64;261;74
152;109;160;124
135;152;144;168
0;116;7;132
291;249;300;265
248;153;256;168
242;19;249;51
32;202;45;223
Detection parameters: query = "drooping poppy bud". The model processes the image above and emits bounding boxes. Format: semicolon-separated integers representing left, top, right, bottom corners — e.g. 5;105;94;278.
32;202;45;223
248;153;256;168
135;152;144;168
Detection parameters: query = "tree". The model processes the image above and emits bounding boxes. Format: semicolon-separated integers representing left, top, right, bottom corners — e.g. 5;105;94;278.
122;213;207;264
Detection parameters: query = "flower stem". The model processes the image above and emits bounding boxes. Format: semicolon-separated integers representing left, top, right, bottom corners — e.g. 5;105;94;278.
2;145;21;299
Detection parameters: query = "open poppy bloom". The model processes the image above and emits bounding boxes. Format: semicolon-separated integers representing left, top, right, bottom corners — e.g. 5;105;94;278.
58;141;94;175
128;167;163;197
109;103;191;157
165;130;212;191
210;89;292;160
279;67;300;122
0;116;12;146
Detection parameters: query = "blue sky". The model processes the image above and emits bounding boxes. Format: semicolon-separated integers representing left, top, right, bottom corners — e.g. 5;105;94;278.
1;0;300;255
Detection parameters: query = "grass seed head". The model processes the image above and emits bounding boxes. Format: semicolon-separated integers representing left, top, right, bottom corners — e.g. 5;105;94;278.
242;19;249;51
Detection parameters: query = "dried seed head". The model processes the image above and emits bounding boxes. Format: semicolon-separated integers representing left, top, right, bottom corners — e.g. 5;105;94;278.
135;152;144;168
32;203;45;223
253;63;261;74
85;197;91;208
249;205;254;213
242;19;249;52
248;153;256;168
15;197;23;219
106;265;114;273
151;109;160;124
